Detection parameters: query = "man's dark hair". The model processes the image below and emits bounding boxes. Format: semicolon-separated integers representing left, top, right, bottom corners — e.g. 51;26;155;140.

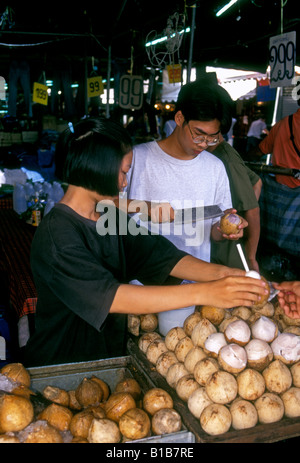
175;77;234;134
56;117;132;196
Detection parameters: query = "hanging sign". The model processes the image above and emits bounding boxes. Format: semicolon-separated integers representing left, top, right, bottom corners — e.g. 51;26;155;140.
119;75;143;110
269;31;296;88
32;82;48;106
167;64;182;84
87;76;103;98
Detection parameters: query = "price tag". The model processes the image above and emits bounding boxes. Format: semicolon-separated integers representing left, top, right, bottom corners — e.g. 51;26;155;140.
119;75;143;110
269;31;296;88
87;76;103;98
32;82;48;106
167;64;182;84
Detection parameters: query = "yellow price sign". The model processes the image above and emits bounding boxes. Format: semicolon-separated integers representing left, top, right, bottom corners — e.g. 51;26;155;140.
87;76;103;98
33;82;48;106
167;64;182;84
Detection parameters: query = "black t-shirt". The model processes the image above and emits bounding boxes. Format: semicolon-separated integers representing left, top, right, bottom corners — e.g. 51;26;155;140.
24;204;187;367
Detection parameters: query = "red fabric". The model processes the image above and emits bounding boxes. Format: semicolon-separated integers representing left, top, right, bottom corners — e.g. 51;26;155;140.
0;197;37;318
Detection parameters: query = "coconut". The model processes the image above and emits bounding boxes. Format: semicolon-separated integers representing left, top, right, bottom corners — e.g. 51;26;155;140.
200;403;232;436
146;339;168;364
183;312;202;337
191;318;217;348
0;363;31;388
75;377;103;407
184;346;207;373
68;390;82;411
88;418;121;443
252;302;275;317
69;409;94;439
127;314;140;336
281;311;300;327
284;326;300;336
104;392;136;423
204;332;227;358
199;306;225;326
119;408;151;440
114;378;141;401
140;314;158;332
230;398;258;430
237;368;265;401
175;374;199;402
251;316;278;343
218;316;241;333
151;408;181;435
0;393;34;433
290;361;300;387
42;386;70;407
166;362;189;389
174;336;194;362
220;212;242;235
164;327;186;351
252;277;270;309
245;339;273;371
18;420;63;443
90;376;110;401
193;358;219;387
281;387;300;418
262;359;292;394
0;433;20;443
218;343;247;374
187;387;213;419
231;306;252;321
38;403;73;432
205;371;238;404
224;319;251;346
255;393;284;424
156;351;178;378
138;332;161;353
142;388;173;416
271;333;300;365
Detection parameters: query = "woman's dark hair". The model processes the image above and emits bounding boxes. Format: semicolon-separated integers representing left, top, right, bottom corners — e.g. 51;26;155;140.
56;117;132;196
175;78;234;134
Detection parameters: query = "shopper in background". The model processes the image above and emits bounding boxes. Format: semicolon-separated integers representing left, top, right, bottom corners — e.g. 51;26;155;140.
246;114;268;153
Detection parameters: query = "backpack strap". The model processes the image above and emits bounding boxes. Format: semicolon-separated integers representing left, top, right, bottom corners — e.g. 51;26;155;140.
289;114;300;157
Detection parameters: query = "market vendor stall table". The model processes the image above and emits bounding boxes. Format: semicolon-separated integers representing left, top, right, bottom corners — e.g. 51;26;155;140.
0;195;37;345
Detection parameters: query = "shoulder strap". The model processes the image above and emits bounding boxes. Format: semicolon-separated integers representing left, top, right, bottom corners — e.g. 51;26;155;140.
289;114;300;157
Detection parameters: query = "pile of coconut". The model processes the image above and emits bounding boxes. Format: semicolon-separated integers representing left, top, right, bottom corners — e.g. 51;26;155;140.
137;301;300;437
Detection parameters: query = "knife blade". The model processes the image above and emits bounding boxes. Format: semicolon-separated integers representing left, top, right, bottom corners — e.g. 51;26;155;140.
173;204;224;224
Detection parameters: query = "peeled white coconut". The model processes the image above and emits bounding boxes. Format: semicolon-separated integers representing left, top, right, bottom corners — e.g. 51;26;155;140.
271;333;300;365
204;332;227;358
219;316;241;333
200;403;232;436
290;361;300;388
245;339;273;371
174;336;194;363
164;327;186;351
255;393;284;424
191;319;217;348
262;359;292;394
205;371;238;404
224;320;251;346
281;387;300;418
218;344;247;374
175;374;199;402
245;270;261;279
193;358;219;387
183;312;202;337
187;387;213;419
184;347;207;373
156;351;178;378
230;398;258;430
237;368;265;401
165;362;189;389
251;316;278;343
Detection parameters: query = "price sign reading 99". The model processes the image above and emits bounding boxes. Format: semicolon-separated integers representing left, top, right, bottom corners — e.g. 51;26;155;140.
33;82;48;106
119;75;143;110
269;31;296;88
87;76;103;98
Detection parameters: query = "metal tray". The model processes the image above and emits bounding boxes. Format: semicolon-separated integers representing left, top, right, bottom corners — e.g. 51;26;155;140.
28;355;195;444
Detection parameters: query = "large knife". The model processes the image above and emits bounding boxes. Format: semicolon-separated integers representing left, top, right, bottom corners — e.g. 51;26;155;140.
113;198;224;223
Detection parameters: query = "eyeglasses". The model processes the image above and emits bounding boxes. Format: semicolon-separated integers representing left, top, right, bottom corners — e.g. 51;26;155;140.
187;122;220;146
